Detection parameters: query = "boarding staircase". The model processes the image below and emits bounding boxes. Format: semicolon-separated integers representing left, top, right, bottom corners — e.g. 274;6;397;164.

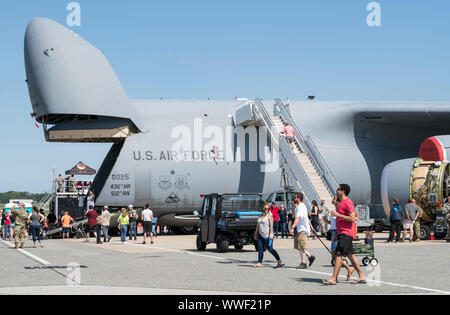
36;192;55;211
235;98;338;209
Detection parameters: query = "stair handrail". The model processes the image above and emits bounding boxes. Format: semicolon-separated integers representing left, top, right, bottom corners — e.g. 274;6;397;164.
275;98;339;194
252;99;279;146
253;98;321;208
304;135;340;192
36;191;55;210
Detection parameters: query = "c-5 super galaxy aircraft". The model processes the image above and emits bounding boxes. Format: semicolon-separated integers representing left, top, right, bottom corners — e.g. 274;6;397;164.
25;18;450;232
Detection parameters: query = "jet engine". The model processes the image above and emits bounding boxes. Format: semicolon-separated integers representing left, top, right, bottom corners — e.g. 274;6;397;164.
381;158;450;222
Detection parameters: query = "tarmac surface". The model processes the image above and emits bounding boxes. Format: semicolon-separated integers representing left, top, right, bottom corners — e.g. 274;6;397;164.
0;232;449;295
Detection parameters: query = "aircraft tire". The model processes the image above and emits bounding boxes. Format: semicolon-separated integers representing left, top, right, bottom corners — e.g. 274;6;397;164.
173;226;198;235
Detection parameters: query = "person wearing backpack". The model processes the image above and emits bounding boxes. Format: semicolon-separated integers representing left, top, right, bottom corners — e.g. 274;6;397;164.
387;198;403;243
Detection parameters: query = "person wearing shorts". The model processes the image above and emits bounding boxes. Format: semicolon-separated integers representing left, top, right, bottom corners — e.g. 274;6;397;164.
403;198;419;242
325;197;355;279
61;211;75;239
289;194;316;269
9;211;16;241
84;206;98;243
141;204;154;245
281;123;296;150
323;184;366;286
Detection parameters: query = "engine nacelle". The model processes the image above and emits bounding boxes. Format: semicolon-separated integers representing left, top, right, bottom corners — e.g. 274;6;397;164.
381;158;450;222
381;158;417;219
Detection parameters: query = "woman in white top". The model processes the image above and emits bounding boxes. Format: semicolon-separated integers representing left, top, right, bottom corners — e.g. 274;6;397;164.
253;203;285;268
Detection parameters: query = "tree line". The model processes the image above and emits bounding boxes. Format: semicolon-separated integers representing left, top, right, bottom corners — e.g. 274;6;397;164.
0;191;47;204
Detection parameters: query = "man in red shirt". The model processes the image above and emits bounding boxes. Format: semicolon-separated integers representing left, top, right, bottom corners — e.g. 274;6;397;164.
269;202;280;239
84;205;99;244
323;184;366;285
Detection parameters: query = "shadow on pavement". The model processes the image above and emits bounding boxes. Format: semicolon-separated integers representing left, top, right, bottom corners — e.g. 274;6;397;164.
296;277;324;284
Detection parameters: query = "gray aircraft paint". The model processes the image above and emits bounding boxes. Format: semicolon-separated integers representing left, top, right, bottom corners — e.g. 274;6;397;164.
25;18;450;224
93;106;281;217
293;101;450;207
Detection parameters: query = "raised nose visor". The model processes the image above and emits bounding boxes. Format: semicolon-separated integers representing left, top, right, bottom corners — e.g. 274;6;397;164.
24;18;141;140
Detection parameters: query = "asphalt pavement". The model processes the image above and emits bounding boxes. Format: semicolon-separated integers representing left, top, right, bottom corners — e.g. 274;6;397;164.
0;233;449;295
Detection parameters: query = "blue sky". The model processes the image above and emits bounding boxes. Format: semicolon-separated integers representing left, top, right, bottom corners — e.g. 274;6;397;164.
0;0;449;192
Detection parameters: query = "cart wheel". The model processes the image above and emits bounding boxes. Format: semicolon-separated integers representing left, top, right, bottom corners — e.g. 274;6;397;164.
362;257;370;266
370;258;378;266
343;258;349;266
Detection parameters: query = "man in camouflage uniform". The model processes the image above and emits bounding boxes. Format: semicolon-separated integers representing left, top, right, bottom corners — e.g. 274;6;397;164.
11;203;29;249
413;201;423;242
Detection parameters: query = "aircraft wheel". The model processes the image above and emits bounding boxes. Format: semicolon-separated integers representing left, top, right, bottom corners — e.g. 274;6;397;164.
173;226;198;235
196;234;206;251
